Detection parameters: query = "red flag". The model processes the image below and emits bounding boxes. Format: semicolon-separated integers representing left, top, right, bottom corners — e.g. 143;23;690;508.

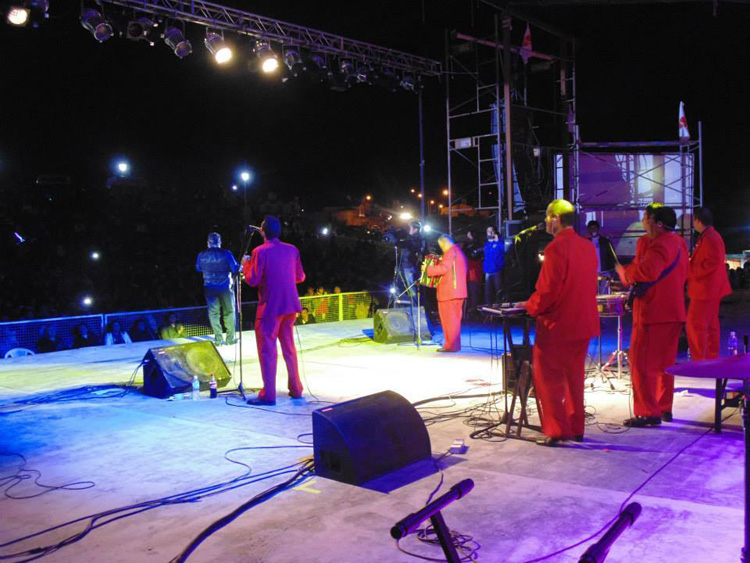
521;24;532;64
678;101;690;141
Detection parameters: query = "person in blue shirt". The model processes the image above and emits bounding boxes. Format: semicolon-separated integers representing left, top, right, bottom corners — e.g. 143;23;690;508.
483;225;505;304
196;232;240;346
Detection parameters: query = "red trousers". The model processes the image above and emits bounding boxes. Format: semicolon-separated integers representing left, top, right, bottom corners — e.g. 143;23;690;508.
532;338;589;440
686;299;721;361
438;299;464;352
255;313;303;402
630;322;682;417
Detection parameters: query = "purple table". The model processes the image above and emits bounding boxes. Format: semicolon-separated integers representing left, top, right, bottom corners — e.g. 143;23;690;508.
666;354;750;562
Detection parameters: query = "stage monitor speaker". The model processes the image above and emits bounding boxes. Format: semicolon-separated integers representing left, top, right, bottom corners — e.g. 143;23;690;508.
142;341;231;399
313;390;431;486
373;307;431;344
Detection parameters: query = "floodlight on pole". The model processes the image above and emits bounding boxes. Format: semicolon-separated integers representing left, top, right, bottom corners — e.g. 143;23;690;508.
164;26;192;58
240;171;250;183
205;32;232;64
117;161;129;175
81;8;113;42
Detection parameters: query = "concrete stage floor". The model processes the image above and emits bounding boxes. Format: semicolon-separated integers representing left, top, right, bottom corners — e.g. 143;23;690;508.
0;318;745;563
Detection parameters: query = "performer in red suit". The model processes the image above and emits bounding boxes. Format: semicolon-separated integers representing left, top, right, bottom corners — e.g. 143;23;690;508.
242;216;306;406
523;199;600;446
616;205;688;426
424;235;467;352
686;208;731;360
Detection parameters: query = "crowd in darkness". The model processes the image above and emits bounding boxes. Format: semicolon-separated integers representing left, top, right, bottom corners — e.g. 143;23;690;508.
0;174;397;325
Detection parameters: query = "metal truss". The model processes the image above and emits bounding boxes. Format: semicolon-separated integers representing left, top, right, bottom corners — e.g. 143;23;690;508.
97;0;442;76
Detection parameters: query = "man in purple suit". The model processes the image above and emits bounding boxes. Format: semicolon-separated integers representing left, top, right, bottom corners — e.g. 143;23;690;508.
242;216;306;405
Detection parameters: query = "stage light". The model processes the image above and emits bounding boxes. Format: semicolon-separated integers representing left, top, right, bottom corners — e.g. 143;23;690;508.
81;8;113;42
390;286;396;294
355;62;370;84
438;204;444;209
7;6;29;26
321;227;329;236
400;212;413;221
91;251;100;260
374;67;399;92
81;296;94;307
283;49;305;76
164;26;192;58
240;171;250;182
255;41;279;73
205;32;232;64
7;0;48;27
430;200;435;205
401;74;416;92
417;193;423;198
308;51;327;70
423;225;432;233
410;188;415;193
232;184;238;191
126;16;158;45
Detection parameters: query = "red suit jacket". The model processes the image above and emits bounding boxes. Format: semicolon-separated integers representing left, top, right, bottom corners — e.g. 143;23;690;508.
243;239;306;318
427;245;468;302
688;226;731;301
525;228;600;344
624;231;688;325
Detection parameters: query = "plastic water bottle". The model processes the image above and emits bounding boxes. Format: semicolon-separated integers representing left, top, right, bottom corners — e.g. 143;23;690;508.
192;375;200;400
209;374;217;399
728;332;739;356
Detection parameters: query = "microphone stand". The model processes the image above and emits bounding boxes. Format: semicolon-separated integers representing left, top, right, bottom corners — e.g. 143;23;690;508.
235;227;259;401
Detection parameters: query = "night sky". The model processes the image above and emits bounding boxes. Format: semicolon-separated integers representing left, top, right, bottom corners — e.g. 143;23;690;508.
2;1;750;246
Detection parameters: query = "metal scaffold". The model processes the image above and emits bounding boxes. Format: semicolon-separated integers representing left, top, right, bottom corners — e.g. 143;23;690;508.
444;5;577;234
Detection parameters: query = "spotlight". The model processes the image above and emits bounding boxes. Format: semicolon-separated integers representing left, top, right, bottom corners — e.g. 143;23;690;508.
399;212;413;221
365;195;372;201
7;6;29;26
205;32;232;64
81;8;113;42
7;0;47;28
81;295;94;307
164;26;191;58
423;225;432;233
231;184;238;191
117;161;129;175
321;227;329;236
240;171;250;182
255;41;279;73
126;16;158;45
283;49;305;76
374;67;399;92
91;251;100;260
355;62;370;84
389;286;396;294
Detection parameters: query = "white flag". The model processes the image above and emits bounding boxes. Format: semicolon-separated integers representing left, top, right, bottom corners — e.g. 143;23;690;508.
678;101;690;141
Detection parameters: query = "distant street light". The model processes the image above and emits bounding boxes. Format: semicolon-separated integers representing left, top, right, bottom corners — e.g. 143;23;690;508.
90;251;100;260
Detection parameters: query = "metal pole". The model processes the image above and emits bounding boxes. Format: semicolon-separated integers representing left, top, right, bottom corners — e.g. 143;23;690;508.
445;31;453;235
501;12;514;221
494;16;504;233
698;120;704;208
418;90;426;225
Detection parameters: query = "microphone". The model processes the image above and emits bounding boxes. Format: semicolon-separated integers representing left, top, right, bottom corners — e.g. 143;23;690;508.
515;222;546;239
247;225;262;232
390;479;474;540
578;502;642;563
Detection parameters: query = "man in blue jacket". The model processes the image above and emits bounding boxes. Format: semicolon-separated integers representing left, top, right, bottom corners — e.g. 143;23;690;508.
196;232;240;346
483;225;505;304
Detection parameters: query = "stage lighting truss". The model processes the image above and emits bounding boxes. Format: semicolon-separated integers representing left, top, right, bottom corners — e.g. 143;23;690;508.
81;7;114;42
254;40;278;73
204;31;231;63
6;0;48;28
126;15;159;45
163;24;191;58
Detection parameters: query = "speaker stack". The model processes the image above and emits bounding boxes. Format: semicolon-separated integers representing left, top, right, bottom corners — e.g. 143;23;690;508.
373;307;431;344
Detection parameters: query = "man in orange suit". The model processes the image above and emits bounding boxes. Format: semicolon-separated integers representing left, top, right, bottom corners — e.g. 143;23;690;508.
523;199;600;446
616;205;688;426
242;216;306;406
686;208;731;361
424;234;467;352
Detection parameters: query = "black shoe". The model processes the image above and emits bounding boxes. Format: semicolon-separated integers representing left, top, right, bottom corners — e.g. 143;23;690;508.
535;436;560;447
573;435;584;443
623;416;661;428
661;412;673;422
247;397;276;406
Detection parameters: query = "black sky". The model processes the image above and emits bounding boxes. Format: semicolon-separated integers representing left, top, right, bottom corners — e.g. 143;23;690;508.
2;1;750;245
